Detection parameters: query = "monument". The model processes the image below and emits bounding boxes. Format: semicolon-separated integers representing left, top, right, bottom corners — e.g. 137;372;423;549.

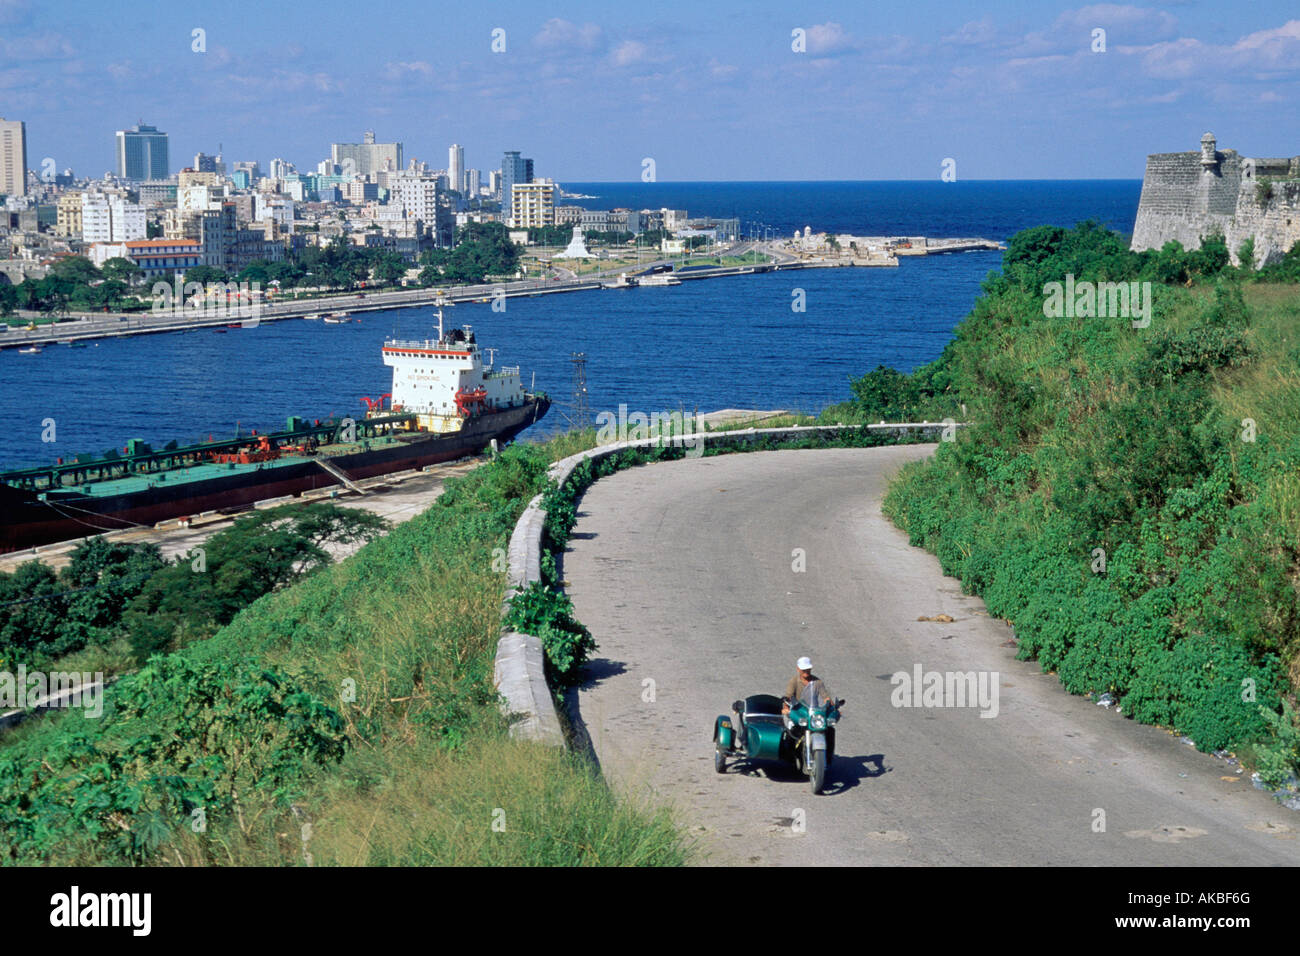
561;225;595;259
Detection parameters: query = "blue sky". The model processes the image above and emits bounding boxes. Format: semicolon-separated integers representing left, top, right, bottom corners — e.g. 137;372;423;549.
3;0;1298;181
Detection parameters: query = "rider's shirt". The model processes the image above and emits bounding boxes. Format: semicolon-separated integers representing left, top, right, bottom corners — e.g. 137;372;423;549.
784;673;833;708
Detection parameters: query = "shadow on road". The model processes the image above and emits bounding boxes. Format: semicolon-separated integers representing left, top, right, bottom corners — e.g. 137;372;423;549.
821;753;890;796
561;657;630;773
727;752;890;796
579;657;628;686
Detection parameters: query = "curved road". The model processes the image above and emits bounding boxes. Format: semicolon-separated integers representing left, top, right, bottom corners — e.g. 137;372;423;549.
564;446;1299;865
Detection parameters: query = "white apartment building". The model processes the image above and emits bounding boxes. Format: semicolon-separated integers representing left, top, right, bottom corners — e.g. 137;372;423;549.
391;173;443;231
81;193;146;243
255;194;295;230
509;178;555;228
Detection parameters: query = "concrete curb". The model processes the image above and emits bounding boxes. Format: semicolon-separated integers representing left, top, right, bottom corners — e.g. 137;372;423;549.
492;422;959;745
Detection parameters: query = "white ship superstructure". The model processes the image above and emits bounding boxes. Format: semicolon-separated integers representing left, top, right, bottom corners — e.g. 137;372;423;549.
380;310;526;434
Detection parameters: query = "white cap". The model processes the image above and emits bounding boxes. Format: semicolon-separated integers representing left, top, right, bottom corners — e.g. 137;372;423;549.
796;656;813;671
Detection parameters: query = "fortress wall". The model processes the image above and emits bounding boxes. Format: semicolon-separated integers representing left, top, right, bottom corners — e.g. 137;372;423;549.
1132;140;1300;266
1228;179;1300;266
1204;153;1242;217
1131;153;1215;251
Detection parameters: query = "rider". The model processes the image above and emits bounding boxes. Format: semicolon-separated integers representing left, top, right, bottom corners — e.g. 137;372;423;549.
782;656;833;714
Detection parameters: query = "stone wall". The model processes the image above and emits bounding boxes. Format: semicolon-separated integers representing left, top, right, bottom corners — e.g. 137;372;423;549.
1131;134;1300;267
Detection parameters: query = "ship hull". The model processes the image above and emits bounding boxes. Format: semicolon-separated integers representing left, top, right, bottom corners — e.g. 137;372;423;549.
0;397;549;554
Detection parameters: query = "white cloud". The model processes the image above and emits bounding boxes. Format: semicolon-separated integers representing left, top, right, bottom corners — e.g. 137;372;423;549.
533;18;603;51
1056;4;1178;38
0;31;75;61
805;21;853;56
943;17;997;46
609;40;647;67
384;60;434;80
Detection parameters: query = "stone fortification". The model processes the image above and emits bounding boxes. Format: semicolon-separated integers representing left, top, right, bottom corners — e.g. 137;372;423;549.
1131;133;1300;267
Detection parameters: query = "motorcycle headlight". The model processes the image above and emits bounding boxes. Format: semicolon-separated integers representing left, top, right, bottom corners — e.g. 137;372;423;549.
798;717;807;727
810;713;825;730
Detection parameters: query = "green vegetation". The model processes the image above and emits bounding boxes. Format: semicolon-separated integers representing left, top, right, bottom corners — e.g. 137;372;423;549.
0;443;688;865
0;505;388;675
7;256;147;317
230;238;409;293
833;221;1300;787
502;583;595;687
527;224;575;246
417;221;520;285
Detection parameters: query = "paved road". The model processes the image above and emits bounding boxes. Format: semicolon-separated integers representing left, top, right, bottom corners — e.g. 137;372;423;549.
564;446;1299;865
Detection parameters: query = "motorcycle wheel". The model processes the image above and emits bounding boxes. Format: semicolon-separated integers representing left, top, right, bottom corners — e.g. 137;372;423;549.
714;747;727;774
811;750;826;795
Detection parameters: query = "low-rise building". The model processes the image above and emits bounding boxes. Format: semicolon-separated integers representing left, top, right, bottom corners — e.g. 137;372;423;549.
119;238;203;279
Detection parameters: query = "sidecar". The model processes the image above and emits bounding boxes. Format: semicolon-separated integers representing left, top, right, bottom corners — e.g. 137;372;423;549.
712;693;796;774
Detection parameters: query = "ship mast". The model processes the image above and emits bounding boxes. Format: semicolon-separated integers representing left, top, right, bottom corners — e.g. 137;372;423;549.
433;291;452;342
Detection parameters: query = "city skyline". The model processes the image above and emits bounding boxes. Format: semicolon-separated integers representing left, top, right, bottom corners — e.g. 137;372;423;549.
2;0;1298;183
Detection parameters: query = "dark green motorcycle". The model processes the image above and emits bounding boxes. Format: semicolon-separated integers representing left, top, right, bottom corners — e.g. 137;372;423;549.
712;693;845;794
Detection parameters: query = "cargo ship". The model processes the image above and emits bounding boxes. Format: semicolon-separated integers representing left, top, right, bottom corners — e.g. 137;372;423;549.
0;307;549;553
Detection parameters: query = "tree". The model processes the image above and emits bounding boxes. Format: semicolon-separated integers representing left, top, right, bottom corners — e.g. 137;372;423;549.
182;265;228;286
1236;237;1257;274
0;561;64;663
102;257;144;287
371;251;405;285
237;262;270;285
58;537;165;652
48;256;101;285
124;503;388;660
1188;232;1230;278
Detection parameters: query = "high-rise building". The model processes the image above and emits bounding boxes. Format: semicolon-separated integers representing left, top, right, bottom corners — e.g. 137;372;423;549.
56;191;84;237
509;178;555;228
500;151;533;215
116;123;170;181
194;152;218;173
82;193;146;242
448;144;464;195
465;168;480;197
488;170;501;198
391;174;439;218
0;117;29;197
331;130;403;179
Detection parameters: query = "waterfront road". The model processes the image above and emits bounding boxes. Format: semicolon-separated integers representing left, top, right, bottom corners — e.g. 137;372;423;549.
0;242;822;347
563;446;1299;865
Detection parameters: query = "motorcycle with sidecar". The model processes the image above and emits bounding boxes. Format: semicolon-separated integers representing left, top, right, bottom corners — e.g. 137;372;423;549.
712;693;844;794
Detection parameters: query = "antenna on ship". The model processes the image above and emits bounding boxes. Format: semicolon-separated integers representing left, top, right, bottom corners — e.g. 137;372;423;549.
433;290;453;341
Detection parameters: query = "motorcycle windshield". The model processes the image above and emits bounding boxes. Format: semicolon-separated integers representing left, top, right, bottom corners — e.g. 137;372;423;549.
800;680;831;710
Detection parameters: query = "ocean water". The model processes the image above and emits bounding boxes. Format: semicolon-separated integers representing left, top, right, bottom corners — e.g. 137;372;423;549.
0;180;1141;470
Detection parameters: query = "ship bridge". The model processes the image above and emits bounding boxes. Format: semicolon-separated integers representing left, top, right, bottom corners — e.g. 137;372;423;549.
381;324;526;432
